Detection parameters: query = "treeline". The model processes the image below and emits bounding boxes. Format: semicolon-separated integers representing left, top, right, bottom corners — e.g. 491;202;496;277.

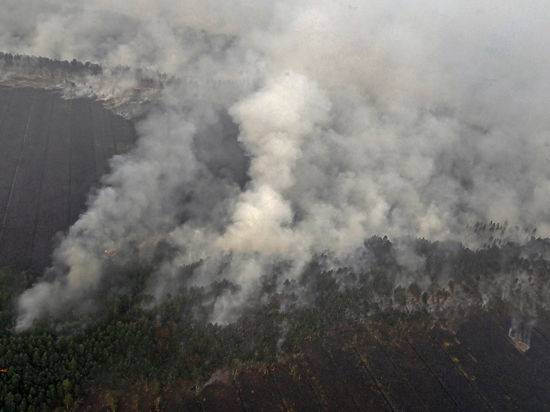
0;52;171;91
1;236;550;410
0;52;102;78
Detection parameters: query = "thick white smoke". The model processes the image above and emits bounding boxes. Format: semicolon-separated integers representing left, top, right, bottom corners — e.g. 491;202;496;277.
4;0;550;329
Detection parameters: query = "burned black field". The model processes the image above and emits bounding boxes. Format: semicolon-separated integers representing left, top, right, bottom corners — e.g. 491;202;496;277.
191;308;550;412
0;86;135;273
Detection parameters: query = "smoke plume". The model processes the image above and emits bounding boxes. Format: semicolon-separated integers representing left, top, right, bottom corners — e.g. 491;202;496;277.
3;1;550;329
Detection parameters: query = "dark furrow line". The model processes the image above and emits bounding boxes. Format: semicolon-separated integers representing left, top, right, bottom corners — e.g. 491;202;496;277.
526;313;550;346
433;327;519;411
91;102;106;179
367;329;429;411
233;378;249;412
351;346;396;412
403;336;460;411
296;356;336;411
318;343;364;412
0;91;35;236
265;370;292;412
430;333;496;412
67;101;73;226
88;102;98;182
0;88;16;231
269;364;320;412
533;326;550;344
109;107;118;153
29;93;55;271
0;87;14;131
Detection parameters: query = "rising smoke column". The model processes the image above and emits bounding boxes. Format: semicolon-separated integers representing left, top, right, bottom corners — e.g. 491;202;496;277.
4;0;550;329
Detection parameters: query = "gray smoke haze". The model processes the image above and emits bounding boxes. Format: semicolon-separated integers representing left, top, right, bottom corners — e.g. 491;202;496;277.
4;1;550;329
